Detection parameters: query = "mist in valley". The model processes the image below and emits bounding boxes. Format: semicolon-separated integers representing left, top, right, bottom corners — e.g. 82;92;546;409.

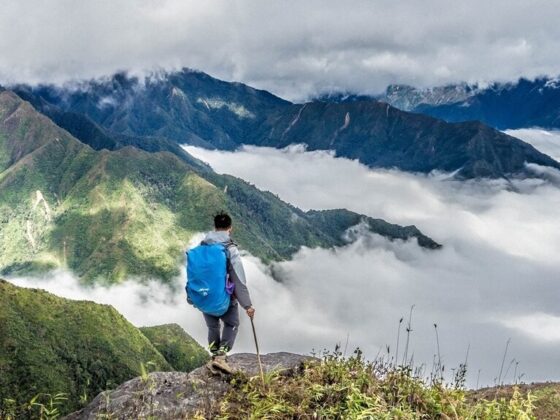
8;128;560;389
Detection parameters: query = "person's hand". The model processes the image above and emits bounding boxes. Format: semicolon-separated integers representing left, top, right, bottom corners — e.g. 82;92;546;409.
246;307;255;319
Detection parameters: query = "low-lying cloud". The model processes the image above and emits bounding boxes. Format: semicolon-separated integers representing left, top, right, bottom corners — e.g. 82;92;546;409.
182;131;560;385
506;128;560;161
8;130;560;389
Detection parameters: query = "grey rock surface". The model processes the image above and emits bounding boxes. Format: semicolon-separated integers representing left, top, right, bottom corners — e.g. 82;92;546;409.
65;352;311;419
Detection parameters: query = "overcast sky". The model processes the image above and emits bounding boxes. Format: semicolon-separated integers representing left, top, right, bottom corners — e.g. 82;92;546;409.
2;0;560;100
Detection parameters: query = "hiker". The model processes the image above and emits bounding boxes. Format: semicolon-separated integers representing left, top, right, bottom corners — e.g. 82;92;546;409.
186;211;255;374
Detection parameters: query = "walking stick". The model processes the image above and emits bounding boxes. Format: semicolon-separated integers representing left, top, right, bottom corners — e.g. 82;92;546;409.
250;317;265;387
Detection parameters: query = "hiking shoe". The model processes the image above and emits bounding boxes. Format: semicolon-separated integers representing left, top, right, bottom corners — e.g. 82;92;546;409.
206;360;221;375
211;355;233;374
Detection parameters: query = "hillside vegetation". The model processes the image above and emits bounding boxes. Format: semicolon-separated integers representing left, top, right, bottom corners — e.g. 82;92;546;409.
140;324;209;373
220;351;539;419
0;279;209;417
470;382;560;420
0;91;438;282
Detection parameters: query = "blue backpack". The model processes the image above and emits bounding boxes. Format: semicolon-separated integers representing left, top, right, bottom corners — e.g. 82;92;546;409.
186;243;231;317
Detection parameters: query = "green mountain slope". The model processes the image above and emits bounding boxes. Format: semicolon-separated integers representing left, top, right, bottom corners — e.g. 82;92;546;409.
0;91;438;282
140;324;209;373
0;279;182;416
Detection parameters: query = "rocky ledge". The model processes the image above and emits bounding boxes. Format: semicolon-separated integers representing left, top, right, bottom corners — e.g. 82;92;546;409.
65;352;311;419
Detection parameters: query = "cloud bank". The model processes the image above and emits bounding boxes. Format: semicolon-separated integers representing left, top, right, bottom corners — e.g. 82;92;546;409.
183;135;560;385
2;1;560;100
505;129;560;161
8;129;560;389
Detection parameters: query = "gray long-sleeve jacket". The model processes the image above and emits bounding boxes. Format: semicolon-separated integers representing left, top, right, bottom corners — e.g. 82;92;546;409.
198;230;252;309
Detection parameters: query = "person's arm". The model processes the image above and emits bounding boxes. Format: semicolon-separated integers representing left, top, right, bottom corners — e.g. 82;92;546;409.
227;244;253;313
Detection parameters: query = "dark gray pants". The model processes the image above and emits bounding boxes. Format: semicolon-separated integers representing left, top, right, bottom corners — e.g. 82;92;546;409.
203;301;239;354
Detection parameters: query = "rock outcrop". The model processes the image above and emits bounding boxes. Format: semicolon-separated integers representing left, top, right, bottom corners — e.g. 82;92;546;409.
66;352;311;419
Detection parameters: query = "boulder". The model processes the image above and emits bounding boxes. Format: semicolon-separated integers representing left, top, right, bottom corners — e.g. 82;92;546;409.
65;352;311;419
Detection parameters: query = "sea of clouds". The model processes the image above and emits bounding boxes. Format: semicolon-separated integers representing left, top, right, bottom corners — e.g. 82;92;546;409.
9;128;560;388
182;128;560;385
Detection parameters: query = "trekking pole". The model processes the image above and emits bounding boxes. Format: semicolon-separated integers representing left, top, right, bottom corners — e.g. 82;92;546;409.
250;317;266;387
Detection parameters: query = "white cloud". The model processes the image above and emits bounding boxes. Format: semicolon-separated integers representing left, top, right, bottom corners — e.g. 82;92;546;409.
180;140;560;386
1;1;560;100
7;132;560;389
505;128;560;161
8;235;340;364
503;313;560;343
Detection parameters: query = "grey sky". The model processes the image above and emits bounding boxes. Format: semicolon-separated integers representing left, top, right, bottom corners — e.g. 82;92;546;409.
2;0;560;100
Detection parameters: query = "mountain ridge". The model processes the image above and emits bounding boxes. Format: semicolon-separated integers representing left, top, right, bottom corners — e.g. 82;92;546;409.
243;99;560;178
0;90;439;282
9;69;560;179
377;77;560;130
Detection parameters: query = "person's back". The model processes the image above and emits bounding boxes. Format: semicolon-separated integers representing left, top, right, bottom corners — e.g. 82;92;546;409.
186;211;255;373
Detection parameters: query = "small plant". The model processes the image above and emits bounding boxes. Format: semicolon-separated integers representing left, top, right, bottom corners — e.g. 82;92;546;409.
79;378;91;406
1;393;68;420
29;393;68;420
217;349;535;419
469;387;535;419
497;338;512;386
0;398;17;420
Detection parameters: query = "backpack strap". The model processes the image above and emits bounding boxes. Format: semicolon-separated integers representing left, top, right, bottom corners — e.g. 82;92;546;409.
224;240;236;273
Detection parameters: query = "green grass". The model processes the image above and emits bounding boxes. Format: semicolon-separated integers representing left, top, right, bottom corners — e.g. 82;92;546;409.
470;382;560;420
0;279;207;417
531;385;560;419
218;349;536;419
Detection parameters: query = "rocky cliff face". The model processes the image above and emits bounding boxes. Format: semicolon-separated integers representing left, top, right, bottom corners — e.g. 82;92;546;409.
66;352;311;419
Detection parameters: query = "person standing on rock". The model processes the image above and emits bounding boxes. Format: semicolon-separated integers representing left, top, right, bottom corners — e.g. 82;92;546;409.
186;211;255;374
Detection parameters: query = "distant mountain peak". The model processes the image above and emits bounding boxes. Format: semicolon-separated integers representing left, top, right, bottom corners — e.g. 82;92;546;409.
9;70;560;179
382;82;481;111
379;75;560;130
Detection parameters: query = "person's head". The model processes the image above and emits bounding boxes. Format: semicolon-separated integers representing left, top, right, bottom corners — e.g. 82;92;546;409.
214;211;232;232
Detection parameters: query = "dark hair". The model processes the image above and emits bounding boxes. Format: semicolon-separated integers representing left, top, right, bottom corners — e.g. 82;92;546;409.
214;211;232;230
